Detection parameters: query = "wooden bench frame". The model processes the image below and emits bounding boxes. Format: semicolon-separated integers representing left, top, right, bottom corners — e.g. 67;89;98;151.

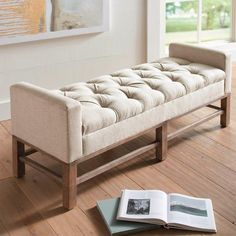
12;94;230;210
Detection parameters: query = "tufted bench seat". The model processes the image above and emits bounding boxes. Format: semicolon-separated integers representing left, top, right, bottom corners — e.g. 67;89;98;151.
58;57;226;135
10;43;231;210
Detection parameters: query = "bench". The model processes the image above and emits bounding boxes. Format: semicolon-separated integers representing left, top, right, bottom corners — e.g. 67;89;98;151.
10;43;231;210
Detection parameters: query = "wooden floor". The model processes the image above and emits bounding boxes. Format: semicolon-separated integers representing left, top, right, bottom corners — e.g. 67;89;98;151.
0;67;236;236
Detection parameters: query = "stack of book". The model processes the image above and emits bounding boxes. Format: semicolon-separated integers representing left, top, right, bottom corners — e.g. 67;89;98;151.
97;190;217;236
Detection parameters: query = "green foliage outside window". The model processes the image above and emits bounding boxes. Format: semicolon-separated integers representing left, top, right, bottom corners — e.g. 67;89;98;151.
166;0;231;33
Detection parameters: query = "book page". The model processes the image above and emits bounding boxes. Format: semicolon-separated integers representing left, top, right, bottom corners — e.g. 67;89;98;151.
117;190;168;224
167;193;216;232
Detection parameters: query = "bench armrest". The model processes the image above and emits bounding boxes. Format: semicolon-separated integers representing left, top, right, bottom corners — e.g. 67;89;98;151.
10;82;82;163
169;43;232;93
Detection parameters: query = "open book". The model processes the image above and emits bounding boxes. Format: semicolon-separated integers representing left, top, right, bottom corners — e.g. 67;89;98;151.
117;190;217;233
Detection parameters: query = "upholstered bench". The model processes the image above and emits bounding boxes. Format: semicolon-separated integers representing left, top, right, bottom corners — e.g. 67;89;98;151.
10;43;231;210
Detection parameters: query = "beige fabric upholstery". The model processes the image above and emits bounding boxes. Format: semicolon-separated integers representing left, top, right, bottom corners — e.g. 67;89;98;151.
10;44;230;163
82;81;224;156
225;53;232;93
58;57;225;135
10;82;82;163
169;43;232;93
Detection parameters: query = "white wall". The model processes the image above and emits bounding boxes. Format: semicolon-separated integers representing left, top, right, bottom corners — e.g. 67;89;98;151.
147;0;165;62
0;0;147;121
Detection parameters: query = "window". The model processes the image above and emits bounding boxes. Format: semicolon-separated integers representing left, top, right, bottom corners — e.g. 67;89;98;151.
166;0;232;45
147;0;235;61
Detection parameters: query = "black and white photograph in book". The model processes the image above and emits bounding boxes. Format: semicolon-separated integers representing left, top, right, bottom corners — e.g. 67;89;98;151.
126;199;150;215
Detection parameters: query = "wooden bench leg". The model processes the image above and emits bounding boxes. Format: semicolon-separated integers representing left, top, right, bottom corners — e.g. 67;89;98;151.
220;95;231;128
12;136;25;178
156;122;168;162
62;162;77;210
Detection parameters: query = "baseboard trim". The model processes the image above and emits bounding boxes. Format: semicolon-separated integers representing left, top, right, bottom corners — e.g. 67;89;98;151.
0;100;10;121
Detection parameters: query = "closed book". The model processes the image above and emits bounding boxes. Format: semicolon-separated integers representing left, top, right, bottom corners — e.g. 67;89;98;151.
96;197;159;236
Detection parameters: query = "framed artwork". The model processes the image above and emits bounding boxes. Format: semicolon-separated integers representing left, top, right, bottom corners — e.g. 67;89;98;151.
0;0;110;45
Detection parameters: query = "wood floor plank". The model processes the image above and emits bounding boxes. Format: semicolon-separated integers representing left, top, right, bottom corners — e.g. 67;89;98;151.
0;125;12;179
172;130;236;172
115;148;236;235
78;158;198;236
186;109;236;152
151;156;236;224
16;166;107;236
0;178;57;236
81;152;203;236
1;122;236;235
77;178;134;236
167;112;236;173
0;164;10;181
0;120;11;135
195;123;236;153
0;220;9;236
167;138;236;195
14;121;232;235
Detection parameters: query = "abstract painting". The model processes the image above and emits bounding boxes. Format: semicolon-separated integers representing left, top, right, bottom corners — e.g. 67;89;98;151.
0;0;109;45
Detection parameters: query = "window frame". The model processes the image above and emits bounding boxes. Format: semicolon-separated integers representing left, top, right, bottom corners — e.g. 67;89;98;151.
232;0;236;41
